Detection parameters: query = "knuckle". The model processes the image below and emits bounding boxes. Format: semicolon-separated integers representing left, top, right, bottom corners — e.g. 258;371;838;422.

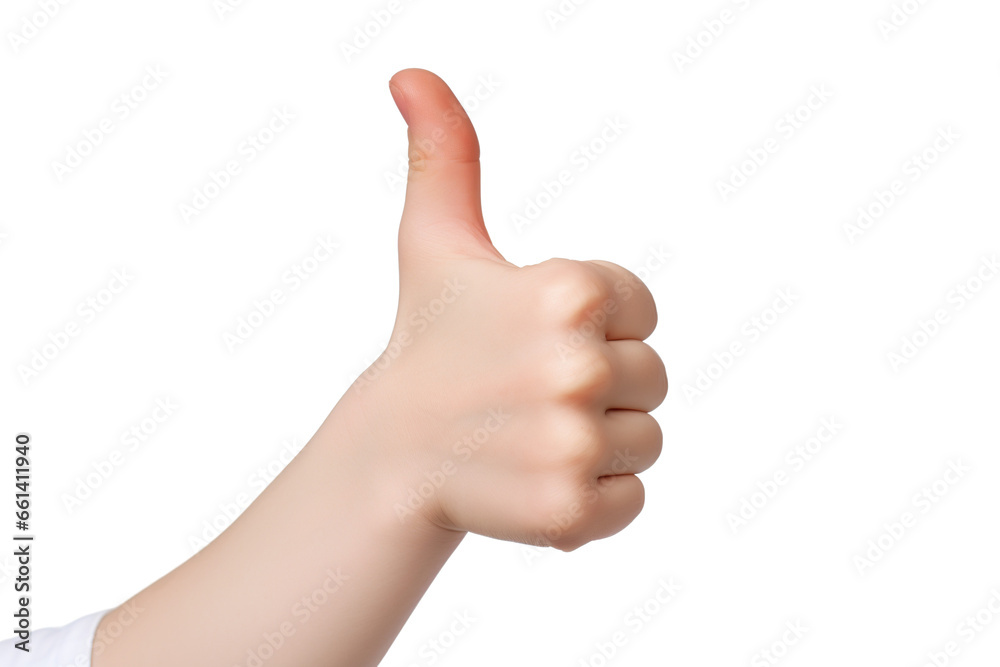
529;479;596;545
544;414;605;470
536;259;612;326
597;474;645;524
552;347;614;402
406;146;429;173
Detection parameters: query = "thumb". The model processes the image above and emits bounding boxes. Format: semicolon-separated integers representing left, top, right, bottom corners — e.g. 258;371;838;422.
389;68;504;263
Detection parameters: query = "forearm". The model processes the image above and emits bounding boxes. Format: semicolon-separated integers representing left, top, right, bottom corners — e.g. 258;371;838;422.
92;384;465;667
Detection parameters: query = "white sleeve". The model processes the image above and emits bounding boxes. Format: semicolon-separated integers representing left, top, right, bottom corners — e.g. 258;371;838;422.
0;609;109;667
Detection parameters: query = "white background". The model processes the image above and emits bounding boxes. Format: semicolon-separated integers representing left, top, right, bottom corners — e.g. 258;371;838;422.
2;0;999;665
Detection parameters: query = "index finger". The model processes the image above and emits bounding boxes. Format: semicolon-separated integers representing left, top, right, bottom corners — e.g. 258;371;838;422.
586;260;658;341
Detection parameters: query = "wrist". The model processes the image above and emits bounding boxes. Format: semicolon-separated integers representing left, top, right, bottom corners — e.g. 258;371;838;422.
319;372;467;542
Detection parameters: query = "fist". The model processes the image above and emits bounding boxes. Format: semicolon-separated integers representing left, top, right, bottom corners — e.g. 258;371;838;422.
350;69;667;552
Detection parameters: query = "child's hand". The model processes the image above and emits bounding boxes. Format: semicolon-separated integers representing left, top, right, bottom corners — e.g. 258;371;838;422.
83;68;670;667
346;69;667;552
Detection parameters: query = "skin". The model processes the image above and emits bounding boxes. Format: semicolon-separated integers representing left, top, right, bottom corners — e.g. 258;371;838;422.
92;68;667;667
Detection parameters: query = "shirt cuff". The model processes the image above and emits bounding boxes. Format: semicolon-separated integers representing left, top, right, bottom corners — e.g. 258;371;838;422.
0;608;110;667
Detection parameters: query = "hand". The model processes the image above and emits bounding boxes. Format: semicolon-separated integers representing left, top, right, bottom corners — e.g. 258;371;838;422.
87;68;670;667
346;69;668;552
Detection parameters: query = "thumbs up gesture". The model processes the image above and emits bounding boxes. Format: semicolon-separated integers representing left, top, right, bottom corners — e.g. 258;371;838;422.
349;69;667;552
